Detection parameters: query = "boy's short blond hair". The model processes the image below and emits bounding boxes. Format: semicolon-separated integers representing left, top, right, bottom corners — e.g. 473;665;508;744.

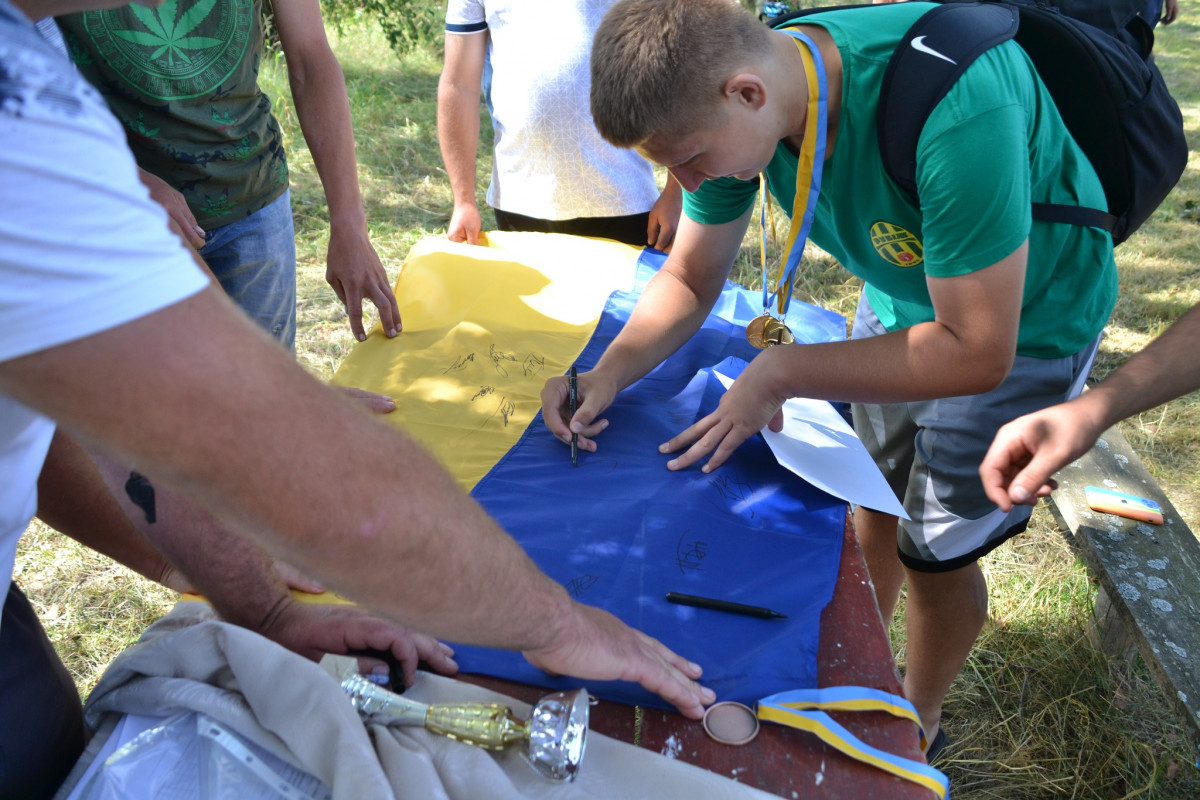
591;0;772;148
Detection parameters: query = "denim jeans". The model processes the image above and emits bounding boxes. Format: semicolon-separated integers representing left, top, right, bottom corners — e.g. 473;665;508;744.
200;190;297;350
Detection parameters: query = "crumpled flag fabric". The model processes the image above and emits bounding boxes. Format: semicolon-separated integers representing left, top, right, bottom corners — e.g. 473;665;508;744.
332;232;848;709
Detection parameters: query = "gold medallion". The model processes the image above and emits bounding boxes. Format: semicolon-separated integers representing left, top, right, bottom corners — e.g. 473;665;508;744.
761;318;795;347
746;313;773;349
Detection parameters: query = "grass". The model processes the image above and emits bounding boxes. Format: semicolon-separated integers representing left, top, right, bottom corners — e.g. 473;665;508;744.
15;6;1200;797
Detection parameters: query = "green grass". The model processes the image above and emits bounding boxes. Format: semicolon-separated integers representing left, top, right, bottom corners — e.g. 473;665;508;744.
15;7;1200;797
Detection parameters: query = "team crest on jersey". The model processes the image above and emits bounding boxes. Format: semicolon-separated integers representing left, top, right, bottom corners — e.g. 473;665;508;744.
869;221;924;267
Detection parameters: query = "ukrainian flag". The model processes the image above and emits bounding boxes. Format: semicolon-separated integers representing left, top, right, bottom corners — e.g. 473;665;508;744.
333;232;847;708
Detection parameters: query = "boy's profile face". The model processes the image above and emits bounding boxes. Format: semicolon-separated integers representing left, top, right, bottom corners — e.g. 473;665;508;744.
635;81;781;193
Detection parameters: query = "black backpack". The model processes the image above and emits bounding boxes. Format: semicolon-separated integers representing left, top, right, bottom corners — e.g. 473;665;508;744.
772;1;1188;246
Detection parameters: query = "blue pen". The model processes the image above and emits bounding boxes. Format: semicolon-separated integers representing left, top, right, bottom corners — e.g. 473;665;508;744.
569;366;578;467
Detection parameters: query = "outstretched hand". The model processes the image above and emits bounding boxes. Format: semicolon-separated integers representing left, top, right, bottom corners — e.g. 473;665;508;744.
523;604;714;719
260;599;458;688
540;370;614;453
659;360;786;474
980;403;1104;511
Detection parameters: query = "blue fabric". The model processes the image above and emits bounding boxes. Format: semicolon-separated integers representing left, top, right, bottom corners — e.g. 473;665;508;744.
453;250;849;709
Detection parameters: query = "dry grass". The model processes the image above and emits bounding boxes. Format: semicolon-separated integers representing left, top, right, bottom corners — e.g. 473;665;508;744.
15;6;1200;796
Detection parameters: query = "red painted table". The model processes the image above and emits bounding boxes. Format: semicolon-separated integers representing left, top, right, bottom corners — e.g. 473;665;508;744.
464;508;935;798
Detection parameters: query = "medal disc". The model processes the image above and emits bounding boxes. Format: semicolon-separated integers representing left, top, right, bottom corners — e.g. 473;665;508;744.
746;314;773;349
762;318;795;347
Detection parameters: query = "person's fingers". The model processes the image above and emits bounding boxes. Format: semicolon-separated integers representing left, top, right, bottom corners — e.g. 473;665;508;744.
646;219;660;248
568;417;608;439
659;417;710;455
337;386;397;415
661;417;727;471
626;633;714;719
980;444;1018;508
540;377;572;439
696;430;745;473
373;282;401;336
273;560;326;594
354;656;392;679
390;636;420;687
416;636;460;678
1006;451;1063;507
345;294;367;342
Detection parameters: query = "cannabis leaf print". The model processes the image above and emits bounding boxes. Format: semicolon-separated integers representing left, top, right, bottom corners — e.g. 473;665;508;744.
119;0;222;68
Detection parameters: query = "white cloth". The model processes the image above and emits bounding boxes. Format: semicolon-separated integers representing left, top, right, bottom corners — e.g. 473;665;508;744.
445;0;660;221
63;603;776;800
0;0;209;604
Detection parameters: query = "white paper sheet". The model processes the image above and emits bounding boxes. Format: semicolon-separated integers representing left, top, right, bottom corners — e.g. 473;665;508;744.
715;372;910;519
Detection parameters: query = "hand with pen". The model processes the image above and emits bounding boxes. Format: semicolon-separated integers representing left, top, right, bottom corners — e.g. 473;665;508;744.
540;366;615;460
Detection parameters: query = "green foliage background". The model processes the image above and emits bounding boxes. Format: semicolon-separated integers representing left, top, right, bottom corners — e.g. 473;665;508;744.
319;0;444;55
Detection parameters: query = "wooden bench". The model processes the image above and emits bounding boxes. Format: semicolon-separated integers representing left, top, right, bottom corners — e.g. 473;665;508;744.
1047;423;1200;745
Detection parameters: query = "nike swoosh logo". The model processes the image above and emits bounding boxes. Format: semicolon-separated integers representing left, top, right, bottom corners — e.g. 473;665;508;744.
911;36;957;65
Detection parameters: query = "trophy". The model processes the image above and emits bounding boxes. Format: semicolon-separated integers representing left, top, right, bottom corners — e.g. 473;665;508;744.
323;657;590;782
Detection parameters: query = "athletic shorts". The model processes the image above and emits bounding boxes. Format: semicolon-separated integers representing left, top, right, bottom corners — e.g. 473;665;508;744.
850;293;1099;572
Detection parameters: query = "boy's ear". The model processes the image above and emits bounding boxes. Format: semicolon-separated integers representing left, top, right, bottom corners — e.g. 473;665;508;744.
724;73;768;111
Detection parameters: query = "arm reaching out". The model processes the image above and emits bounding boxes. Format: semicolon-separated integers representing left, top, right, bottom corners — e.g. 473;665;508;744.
661;240;1028;473
982;302;1200;509
37;428;457;684
5;283;713;716
539;211;752;450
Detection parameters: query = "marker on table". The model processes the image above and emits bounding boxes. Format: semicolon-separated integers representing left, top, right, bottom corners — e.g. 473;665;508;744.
665;592;787;620
569;365;579;467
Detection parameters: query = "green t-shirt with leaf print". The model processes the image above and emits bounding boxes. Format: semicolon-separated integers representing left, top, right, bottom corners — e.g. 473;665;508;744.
59;0;288;229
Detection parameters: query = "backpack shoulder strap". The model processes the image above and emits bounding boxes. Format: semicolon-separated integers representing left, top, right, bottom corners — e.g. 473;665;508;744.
878;2;1018;207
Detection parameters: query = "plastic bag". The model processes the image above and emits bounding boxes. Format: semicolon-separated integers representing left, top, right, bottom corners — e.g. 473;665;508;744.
76;712;331;800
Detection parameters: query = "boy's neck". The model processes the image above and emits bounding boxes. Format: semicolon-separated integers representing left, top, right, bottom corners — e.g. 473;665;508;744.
773;25;842;160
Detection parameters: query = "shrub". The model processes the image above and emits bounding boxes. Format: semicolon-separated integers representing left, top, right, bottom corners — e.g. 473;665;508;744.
320;0;445;55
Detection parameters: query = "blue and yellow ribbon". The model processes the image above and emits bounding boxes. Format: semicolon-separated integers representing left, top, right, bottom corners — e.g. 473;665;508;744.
758;687;950;798
759;29;828;321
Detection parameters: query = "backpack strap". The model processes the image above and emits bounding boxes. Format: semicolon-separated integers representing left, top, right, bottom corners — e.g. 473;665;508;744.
878;2;1018;207
1030;201;1118;232
880;2;1118;234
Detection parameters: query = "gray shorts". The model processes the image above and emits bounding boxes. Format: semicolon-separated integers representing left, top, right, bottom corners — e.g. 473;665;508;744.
850;293;1099;573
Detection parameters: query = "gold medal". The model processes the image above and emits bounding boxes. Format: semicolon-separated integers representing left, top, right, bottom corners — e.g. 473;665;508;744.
747;33;825;354
762;318;795;347
746;313;773;349
747;314;795;348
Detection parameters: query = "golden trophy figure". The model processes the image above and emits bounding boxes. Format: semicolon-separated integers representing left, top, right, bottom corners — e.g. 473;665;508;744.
323;657;590;782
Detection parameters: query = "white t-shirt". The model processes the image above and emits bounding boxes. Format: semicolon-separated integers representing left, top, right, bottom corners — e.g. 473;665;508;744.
445;0;660;221
0;2;209;598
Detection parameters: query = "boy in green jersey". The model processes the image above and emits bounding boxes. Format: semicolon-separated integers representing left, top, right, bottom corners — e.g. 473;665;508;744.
540;0;1117;754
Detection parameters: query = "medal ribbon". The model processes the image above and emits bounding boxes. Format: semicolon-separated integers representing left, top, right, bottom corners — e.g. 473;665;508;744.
758;687;949;799
759;29;828;321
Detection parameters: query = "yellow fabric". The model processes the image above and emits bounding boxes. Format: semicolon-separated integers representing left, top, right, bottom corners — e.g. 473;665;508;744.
331;232;642;492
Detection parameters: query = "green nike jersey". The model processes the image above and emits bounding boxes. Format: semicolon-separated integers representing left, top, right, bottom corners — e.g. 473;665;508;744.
685;2;1116;359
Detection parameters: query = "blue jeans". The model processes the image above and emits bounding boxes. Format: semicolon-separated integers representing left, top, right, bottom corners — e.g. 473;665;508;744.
200;190;297;350
1141;0;1164;27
